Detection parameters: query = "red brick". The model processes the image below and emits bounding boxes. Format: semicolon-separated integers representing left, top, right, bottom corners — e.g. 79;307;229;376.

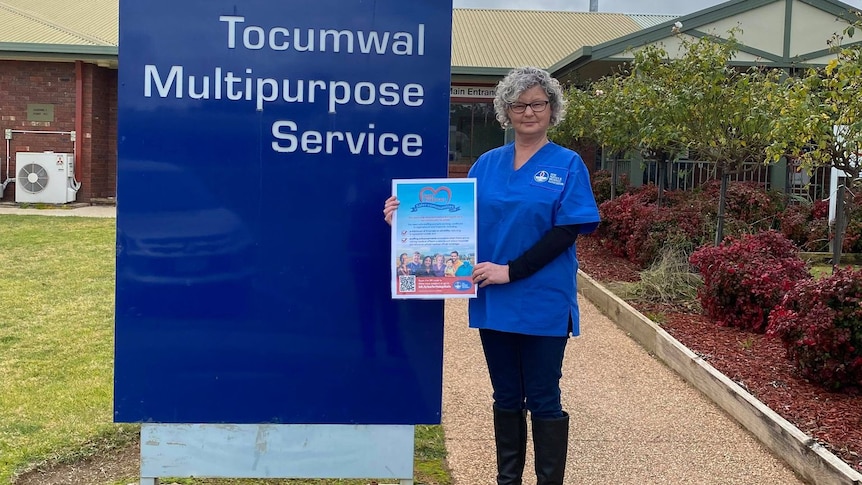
0;60;116;202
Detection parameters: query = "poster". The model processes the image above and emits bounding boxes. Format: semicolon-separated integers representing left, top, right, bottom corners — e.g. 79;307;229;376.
391;178;477;299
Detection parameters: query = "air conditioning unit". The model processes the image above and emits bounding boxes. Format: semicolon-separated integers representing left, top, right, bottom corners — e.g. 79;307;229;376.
15;152;78;204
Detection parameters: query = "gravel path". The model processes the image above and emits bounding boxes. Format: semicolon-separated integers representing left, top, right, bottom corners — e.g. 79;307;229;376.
442;298;804;485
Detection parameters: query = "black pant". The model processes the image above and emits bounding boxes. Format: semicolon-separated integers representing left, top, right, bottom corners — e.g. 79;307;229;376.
479;329;567;419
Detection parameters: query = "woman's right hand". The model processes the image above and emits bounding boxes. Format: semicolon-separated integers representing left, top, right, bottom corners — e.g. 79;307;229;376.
383;196;400;226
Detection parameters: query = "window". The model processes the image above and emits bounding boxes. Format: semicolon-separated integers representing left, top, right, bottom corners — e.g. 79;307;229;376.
448;102;504;170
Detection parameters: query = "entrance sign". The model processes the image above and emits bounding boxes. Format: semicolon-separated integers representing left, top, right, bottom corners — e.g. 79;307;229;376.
391;178;478;299
116;0;451;428
450;85;496;100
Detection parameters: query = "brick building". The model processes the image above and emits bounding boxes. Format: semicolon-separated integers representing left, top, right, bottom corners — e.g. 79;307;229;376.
0;0;117;203
0;61;117;202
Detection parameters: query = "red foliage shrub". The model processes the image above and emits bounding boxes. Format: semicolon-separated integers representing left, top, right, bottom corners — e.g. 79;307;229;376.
800;192;862;253
598;185;710;265
841;192;862;253
591;170;631;205
812;199;829;220
689;230;811;332
632;203;712;266
628;184;659;204
596;185;659;260
703;181;785;232
777;203;810;244
767;268;862;390
777;203;831;251
621;204;663;266
595;180;858;268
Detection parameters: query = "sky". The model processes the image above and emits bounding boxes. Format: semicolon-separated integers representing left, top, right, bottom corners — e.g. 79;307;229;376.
451;0;862;15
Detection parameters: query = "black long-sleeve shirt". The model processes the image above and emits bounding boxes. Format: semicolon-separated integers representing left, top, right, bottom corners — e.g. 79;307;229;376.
507;224;580;282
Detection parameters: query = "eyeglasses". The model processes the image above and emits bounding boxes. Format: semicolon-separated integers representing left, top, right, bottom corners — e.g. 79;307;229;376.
509;100;549;114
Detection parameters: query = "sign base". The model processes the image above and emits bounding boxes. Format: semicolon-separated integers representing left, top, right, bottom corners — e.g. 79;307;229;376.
139;423;414;484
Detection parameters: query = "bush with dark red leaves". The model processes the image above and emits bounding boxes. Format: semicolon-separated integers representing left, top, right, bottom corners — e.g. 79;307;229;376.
767;268;862;390
689;230;811;332
842;192;862;253
596;185;658;260
703;180;785;233
776;199;832;252
591;170;631;205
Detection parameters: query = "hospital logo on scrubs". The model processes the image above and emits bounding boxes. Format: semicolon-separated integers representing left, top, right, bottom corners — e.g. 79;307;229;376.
533;170;565;187
411;186;461;212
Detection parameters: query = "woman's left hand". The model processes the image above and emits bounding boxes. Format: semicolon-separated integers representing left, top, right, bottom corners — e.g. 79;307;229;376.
472;262;510;288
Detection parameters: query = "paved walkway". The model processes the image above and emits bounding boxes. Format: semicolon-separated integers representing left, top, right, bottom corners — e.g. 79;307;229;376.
1;204;805;484
0;204;116;218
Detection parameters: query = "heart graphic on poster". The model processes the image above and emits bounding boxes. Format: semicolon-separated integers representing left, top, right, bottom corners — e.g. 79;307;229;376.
418;186;452;205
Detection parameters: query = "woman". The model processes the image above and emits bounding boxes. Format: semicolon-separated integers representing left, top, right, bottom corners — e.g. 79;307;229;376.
384;66;599;485
431;253;447;277
415;255;435;277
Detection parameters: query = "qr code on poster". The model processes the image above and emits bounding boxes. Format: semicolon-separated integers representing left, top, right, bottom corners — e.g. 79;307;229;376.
399;275;416;293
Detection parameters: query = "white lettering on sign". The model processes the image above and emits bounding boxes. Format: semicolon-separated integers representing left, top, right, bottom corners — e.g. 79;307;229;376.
219;16;425;56
450;85;495;99
141;16;435;157
144;65;425;113
271;121;423;156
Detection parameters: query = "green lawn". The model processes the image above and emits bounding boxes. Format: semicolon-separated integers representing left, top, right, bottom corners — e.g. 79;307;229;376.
0;215;450;485
0;216;122;483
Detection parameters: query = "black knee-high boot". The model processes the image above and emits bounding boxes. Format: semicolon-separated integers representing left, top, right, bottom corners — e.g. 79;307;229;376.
493;405;527;485
532;412;569;485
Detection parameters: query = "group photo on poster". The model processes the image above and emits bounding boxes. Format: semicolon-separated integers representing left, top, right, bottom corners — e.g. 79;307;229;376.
390;178;477;299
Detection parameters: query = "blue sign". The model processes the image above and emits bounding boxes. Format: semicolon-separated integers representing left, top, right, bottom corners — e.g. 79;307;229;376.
115;1;451;424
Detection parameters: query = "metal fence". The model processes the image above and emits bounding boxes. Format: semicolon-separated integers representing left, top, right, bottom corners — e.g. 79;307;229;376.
601;156;831;202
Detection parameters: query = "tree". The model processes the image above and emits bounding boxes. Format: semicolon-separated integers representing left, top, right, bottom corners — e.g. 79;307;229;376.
669;33;785;244
552;74;639;199
556;31;785;243
555;45;694;204
767;24;862;263
625;43;694;205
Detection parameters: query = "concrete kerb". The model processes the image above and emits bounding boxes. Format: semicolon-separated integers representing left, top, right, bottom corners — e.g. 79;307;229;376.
0;202;116;217
576;270;862;485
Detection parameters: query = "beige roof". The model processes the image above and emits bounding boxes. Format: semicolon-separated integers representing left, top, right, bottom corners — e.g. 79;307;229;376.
0;3;667;69
0;0;117;46
452;9;662;69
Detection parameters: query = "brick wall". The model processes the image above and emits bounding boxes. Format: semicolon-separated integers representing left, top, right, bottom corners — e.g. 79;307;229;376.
0;61;76;201
0;60;117;203
80;64;118;201
570;140;599;173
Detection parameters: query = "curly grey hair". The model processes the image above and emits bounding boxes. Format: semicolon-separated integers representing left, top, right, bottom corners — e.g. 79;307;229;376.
493;66;567;129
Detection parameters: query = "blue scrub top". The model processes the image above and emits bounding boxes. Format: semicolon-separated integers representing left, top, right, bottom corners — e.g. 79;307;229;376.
467;142;600;337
